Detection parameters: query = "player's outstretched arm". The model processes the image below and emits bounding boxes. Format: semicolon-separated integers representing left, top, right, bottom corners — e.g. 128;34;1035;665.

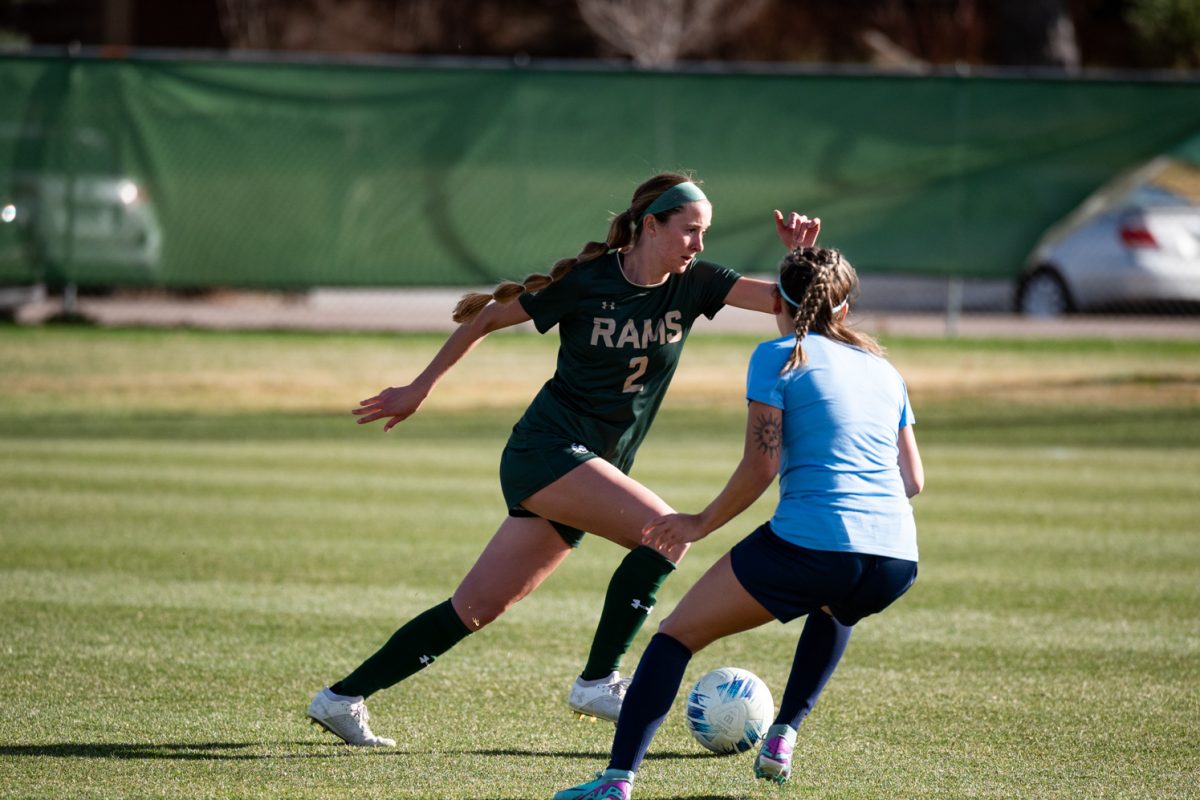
353;299;531;431
723;211;822;314
642;401;781;552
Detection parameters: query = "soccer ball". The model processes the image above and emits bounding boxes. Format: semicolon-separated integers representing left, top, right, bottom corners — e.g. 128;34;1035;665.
684;667;774;754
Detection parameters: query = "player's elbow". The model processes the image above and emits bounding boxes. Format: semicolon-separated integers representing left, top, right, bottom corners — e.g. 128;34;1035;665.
744;458;778;491
902;465;921;496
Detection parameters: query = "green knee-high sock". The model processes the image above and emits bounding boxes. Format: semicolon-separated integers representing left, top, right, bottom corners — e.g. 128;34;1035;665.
335;599;471;699
580;546;676;681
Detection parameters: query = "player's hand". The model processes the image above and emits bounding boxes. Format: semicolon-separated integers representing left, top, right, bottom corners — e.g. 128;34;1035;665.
642;512;708;556
353;384;426;431
774;210;821;250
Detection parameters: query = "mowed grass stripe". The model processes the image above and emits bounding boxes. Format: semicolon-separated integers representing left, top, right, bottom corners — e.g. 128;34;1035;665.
3;328;1199;799
8;569;1194;671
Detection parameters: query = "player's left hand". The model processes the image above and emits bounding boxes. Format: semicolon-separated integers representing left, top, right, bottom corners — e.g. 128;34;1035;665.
774;210;821;250
642;512;708;555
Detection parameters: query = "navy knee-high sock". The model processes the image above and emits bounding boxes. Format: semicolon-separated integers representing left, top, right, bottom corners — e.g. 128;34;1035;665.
775;612;852;729
608;632;693;773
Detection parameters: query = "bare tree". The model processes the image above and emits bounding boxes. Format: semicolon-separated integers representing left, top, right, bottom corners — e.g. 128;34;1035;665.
279;0;394;52
216;0;448;53
992;0;1080;70
216;0;275;49
859;0;986;69
860;29;927;72
577;0;770;66
1128;0;1200;69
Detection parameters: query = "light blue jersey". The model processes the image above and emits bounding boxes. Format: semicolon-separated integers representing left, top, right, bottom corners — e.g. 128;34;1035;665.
746;334;917;561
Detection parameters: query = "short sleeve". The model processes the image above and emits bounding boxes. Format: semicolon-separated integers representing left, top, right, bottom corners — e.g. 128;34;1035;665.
899;377;915;428
688;260;742;321
745;341;788;410
518;269;583;334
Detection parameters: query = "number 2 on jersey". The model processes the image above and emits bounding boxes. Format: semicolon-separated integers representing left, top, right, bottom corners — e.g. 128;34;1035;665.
623;356;648;393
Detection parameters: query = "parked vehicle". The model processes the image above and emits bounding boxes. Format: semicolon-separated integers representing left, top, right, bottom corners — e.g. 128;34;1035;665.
10;171;161;284
0;125;161;293
1016;156;1200;316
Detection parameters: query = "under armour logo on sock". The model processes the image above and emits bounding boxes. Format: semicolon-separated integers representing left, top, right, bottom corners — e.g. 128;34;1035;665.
630;598;654;614
419;655;432;666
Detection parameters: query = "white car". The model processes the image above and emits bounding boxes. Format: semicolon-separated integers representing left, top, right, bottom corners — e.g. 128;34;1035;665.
1016;156;1200;316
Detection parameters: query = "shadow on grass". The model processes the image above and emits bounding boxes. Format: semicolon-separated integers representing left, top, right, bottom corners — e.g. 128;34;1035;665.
475;747;720;761
0;741;354;761
4;742;753;798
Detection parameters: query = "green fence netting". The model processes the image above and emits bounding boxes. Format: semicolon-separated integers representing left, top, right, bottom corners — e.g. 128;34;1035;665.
2;54;1198;289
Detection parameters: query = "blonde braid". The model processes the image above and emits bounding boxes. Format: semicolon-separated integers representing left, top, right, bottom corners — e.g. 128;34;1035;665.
778;247;882;372
451;210;636;323
781;250;836;372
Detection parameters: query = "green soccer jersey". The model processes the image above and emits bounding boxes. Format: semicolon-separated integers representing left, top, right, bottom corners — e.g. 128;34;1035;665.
515;252;741;468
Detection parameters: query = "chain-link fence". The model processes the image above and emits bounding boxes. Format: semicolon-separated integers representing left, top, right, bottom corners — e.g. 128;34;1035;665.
2;50;1199;324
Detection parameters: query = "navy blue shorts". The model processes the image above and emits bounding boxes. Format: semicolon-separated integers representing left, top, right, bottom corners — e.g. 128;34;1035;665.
729;523;918;626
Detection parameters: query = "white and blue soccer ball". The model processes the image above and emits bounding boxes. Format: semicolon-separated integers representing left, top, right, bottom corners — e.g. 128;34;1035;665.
684;667;774;754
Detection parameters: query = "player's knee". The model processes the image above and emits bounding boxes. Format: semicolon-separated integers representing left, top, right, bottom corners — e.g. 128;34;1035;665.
460;602;508;630
450;594;514;630
656;614;707;653
665;540;692;565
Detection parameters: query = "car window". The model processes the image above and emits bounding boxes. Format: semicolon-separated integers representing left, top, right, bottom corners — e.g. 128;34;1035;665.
1126;183;1191;208
1136;160;1200;208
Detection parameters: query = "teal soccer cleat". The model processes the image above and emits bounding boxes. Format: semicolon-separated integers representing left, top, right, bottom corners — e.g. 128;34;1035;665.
753;724;797;784
553;768;635;800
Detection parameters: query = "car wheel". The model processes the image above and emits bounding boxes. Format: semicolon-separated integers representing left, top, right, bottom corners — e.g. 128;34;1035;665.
1017;268;1074;317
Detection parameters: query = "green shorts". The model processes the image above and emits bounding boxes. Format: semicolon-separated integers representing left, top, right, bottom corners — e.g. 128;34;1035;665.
498;427;632;549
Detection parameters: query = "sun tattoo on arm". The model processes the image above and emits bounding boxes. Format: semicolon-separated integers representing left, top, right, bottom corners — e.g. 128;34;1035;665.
753;412;782;458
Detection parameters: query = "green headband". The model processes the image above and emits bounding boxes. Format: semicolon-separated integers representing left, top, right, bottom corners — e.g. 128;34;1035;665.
642;181;707;220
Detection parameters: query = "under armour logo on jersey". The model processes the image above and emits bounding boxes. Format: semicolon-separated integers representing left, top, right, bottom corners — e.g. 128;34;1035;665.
630;598;654;614
570;443;589;455
601;301;617;310
419;655;432;666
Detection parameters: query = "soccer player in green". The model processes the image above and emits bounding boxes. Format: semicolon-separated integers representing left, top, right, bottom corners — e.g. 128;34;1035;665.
306;172;820;746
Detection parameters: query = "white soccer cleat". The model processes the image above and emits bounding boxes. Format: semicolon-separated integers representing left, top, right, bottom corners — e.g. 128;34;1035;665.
567;672;630;723
306;687;396;747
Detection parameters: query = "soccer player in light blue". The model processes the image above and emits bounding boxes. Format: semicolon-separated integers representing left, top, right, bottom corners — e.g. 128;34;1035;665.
305;172;822;746
556;245;924;800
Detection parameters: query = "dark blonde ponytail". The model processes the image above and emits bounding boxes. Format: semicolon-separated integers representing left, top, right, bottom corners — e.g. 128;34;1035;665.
778;247;882;373
452;171;698;323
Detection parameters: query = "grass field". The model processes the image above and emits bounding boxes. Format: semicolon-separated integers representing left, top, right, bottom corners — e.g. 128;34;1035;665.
1;324;1198;799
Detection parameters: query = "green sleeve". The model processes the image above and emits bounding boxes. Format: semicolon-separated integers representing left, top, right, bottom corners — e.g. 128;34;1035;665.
692;260;742;320
518;268;583;334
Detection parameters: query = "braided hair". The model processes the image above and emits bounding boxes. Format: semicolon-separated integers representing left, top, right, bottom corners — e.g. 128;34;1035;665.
452;171;700;323
778;246;882;373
